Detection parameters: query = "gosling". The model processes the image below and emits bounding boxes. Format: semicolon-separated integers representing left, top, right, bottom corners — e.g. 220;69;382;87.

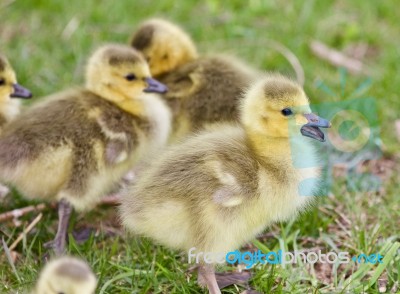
0;44;170;255
131;18;258;141
131;18;198;77
0;53;32;132
32;256;97;294
0;53;32;198
120;74;330;294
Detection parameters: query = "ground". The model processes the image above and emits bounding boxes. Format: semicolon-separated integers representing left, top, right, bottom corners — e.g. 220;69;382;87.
0;0;399;293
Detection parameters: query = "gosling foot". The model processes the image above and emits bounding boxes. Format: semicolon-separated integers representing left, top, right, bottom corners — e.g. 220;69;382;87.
215;271;252;289
44;235;67;256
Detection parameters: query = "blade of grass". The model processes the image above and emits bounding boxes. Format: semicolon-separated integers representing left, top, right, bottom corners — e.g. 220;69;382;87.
364;241;400;291
345;240;399;291
1;237;21;283
99;271;135;294
253;239;272;254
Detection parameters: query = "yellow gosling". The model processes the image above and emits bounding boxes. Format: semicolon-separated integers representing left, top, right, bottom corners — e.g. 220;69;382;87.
32;256;97;294
120;74;331;294
0;44;170;255
130;18;259;142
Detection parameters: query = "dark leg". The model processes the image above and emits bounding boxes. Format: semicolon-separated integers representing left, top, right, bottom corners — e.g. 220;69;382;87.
44;199;72;256
198;264;221;294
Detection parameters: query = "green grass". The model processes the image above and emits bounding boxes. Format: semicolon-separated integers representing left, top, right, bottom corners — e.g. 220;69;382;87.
1;0;399;293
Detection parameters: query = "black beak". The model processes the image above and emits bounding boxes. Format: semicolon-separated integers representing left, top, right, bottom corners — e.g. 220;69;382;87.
10;83;32;99
300;113;331;142
143;77;168;94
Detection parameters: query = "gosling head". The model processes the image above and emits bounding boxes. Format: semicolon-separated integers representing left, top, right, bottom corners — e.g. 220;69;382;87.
85;44;167;102
130;19;198;77
241;74;331;142
0;53;32;104
34;257;97;294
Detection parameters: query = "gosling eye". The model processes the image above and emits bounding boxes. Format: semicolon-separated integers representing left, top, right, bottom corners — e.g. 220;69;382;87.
125;74;137;81
281;108;293;116
162;54;168;60
0;79;5;86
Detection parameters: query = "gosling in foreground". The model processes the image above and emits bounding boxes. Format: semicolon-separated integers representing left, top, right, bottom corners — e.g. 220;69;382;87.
0;44;170;255
120;74;330;293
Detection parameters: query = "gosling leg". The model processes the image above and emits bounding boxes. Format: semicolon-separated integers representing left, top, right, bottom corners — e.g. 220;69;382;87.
44;199;72;255
198;264;221;294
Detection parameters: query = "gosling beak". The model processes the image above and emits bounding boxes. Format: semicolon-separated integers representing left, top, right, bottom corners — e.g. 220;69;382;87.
143;77;168;94
300;113;331;142
10;83;32;99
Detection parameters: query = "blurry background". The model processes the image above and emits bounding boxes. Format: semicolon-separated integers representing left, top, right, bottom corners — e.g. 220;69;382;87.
1;0;399;293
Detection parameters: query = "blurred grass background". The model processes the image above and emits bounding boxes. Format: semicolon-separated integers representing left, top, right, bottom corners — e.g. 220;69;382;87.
0;0;399;293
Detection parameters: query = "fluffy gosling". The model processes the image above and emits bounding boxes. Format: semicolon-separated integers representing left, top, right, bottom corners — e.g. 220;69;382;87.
131;18;198;77
0;53;32;132
32;256;97;294
120;74;330;294
0;44;170;255
131;18;258;141
0;53;32;198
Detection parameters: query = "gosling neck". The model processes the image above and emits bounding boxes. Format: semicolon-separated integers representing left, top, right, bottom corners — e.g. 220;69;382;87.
245;128;293;164
0;98;20;122
86;83;144;116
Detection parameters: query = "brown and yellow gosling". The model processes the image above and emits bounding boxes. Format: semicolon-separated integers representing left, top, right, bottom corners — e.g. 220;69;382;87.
0;44;170;255
131;18;259;141
120;74;331;294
